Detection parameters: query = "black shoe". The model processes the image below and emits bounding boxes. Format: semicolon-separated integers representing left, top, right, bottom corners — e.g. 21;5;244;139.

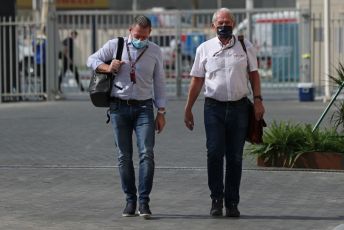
122;202;136;217
210;199;223;216
138;203;152;219
226;204;240;217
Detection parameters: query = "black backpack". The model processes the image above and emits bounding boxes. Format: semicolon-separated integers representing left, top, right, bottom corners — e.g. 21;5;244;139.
89;37;124;107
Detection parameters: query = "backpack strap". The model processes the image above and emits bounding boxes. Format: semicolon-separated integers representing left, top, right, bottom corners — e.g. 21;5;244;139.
238;35;247;54
105;37;124;124
115;37;124;60
104;37;124;65
238;35;250;72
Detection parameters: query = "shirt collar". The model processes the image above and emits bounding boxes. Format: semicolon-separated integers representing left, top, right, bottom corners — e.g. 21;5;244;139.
127;35;133;44
216;36;235;48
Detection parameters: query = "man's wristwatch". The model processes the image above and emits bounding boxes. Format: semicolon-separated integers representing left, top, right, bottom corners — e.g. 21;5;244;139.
157;110;166;115
254;95;263;101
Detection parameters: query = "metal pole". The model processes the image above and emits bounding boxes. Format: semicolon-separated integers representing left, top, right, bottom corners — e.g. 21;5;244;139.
312;82;344;132
0;17;2;103
217;0;222;8
92;16;96;53
246;0;253;41
32;0;40;23
132;0;137;11
45;0;57;100
324;0;331;101
175;11;182;97
300;11;311;83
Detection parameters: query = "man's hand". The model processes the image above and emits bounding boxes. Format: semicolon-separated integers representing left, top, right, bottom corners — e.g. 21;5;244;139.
184;109;194;131
183;77;204;131
253;99;265;121
155;113;166;134
108;59;125;74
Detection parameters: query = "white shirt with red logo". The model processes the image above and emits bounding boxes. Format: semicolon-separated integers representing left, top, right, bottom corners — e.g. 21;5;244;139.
190;35;258;101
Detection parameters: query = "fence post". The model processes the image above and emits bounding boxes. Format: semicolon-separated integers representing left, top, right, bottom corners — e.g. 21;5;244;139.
46;0;58;100
0;19;2;104
0;0;16;103
323;0;331;101
246;0;253;42
92;15;97;53
175;11;182;98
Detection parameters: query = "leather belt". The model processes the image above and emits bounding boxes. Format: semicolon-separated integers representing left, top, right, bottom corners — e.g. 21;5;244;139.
205;97;247;105
110;97;152;106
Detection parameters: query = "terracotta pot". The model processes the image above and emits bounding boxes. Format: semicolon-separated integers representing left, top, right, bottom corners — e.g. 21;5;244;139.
294;152;344;170
257;157;266;167
257;152;344;170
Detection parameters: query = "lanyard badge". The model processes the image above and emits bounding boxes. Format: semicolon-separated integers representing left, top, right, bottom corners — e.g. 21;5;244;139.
126;41;148;84
130;66;136;84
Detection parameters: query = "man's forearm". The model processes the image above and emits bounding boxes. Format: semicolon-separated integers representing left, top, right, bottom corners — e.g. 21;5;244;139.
95;63;110;73
249;71;262;97
185;77;204;111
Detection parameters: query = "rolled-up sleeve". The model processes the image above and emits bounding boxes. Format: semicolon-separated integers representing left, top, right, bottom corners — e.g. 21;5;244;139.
189;46;206;78
87;39;117;70
152;47;166;108
245;39;258;72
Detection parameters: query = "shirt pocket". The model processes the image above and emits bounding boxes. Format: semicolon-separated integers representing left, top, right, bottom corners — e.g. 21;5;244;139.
205;56;225;75
227;53;247;69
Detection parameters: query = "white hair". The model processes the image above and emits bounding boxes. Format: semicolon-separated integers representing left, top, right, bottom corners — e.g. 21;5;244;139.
212;8;236;27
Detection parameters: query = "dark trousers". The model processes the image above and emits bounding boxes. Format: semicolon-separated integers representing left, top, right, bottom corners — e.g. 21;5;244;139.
204;97;249;207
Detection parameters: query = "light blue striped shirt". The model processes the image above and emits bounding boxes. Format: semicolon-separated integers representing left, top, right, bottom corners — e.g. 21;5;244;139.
87;37;166;108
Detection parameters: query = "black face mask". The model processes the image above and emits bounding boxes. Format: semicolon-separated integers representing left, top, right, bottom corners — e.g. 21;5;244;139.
216;25;233;39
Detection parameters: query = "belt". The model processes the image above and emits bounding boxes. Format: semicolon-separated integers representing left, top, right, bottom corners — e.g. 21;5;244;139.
205;97;247;105
110;97;152;106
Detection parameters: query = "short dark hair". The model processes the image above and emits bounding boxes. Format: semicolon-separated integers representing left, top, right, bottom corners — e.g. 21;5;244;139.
132;15;151;29
71;30;78;36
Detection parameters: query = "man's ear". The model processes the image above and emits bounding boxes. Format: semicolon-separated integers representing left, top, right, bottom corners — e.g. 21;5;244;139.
211;23;216;31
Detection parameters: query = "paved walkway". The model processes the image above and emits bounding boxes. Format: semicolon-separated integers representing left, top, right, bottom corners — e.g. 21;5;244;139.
0;96;343;230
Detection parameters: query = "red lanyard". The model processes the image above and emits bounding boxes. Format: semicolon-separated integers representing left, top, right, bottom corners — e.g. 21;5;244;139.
125;42;148;84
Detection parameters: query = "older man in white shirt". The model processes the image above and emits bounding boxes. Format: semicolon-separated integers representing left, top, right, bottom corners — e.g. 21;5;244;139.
184;8;265;218
87;15;166;219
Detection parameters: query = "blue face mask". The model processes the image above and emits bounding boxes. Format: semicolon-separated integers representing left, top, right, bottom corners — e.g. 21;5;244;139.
132;38;148;49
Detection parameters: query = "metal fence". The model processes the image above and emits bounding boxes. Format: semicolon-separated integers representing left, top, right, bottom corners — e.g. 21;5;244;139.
311;13;344;96
0;17;47;102
55;9;306;97
1;8;343;102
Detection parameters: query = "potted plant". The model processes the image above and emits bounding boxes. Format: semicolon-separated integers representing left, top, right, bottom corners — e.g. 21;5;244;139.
247;62;344;170
247;121;344;169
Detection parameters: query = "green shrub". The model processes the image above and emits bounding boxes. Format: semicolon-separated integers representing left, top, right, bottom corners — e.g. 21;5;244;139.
329;62;344;132
247;121;344;167
330;101;344;133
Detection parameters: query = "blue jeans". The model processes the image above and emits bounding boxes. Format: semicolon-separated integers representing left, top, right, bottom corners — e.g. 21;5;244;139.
110;99;155;204
204;97;249;207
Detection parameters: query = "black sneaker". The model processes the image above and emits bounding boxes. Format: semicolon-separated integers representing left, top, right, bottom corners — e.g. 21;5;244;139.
122;202;136;217
225;204;240;217
210;199;223;216
138;203;152;219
